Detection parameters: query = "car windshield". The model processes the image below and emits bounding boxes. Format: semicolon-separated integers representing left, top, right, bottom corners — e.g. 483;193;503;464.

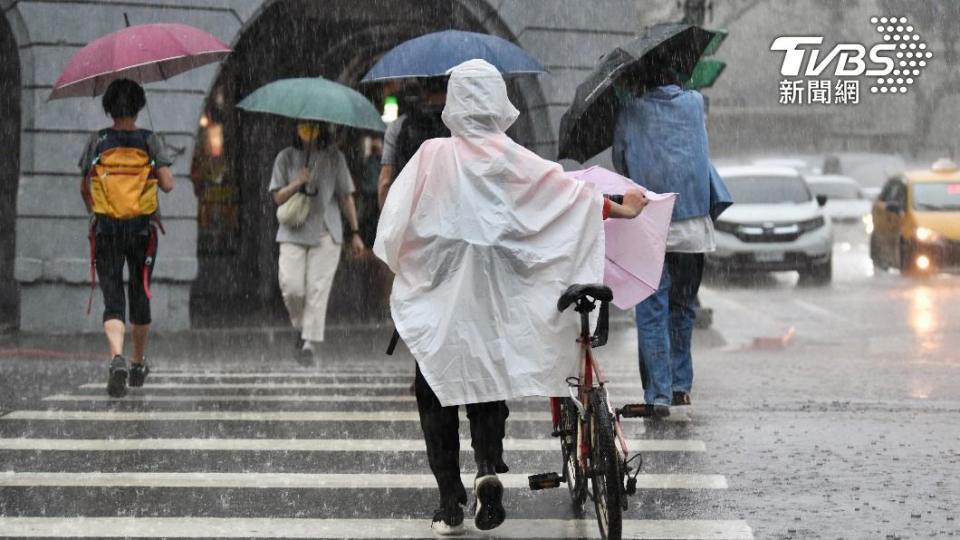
809;182;861;200
725;175;812;204
841;157;907;189
912;182;960;211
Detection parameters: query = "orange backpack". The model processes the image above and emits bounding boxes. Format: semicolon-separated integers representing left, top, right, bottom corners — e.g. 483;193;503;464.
80;130;164;314
83;146;159;219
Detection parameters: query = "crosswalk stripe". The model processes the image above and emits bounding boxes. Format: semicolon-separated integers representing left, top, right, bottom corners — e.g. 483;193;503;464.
0;471;728;489
80;381;645;389
78;382;413;390
3;409;685;425
1;410;553;422
0;517;754;538
0;437;705;452
151;372;412;379
43;394;418;403
149;371;645;380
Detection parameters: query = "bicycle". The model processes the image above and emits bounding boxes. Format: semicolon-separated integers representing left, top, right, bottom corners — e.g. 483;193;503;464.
528;283;653;540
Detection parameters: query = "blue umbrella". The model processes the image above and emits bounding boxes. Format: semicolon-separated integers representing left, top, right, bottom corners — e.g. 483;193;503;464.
361;30;546;82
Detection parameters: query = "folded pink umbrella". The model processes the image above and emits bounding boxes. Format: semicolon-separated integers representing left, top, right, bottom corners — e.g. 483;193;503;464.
569;166;676;309
50;23;231;100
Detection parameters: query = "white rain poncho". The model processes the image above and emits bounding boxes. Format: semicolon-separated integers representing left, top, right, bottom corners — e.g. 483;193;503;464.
374;59;604;406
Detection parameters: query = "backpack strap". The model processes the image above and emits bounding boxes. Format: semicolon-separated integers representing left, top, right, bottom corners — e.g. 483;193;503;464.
141;215;165;301
85;216;98;315
386;328;401;355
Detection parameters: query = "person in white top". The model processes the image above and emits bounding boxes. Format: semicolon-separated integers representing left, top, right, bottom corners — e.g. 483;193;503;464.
612;67;727;416
375;59;647;536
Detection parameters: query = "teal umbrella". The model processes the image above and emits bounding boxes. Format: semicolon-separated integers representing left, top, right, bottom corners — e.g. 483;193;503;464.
237;77;385;132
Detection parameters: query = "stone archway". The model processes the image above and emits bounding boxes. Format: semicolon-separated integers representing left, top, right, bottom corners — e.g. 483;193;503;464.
189;0;550;329
0;13;21;330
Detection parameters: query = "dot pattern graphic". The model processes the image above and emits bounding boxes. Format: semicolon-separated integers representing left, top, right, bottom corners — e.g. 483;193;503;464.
869;15;931;94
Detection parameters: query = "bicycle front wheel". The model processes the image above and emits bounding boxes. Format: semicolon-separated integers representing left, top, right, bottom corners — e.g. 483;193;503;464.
559;397;586;508
589;390;623;540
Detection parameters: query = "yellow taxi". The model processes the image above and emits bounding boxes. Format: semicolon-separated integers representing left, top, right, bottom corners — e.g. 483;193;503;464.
870;158;960;274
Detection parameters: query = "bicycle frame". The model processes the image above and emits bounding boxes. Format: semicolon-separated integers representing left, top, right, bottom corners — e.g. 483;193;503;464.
550;298;632;480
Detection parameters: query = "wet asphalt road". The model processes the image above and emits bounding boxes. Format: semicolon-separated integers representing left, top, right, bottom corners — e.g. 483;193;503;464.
0;223;958;539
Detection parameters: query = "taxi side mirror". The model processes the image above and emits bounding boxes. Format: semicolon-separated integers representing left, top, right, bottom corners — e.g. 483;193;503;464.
816;194;828;207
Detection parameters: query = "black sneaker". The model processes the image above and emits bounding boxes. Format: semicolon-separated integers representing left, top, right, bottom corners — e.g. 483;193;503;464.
107;355;129;398
293;335;314;366
431;502;465;536
296;347;314;367
129;361;150;388
474;473;505;531
672;391;691;406
651;403;671;418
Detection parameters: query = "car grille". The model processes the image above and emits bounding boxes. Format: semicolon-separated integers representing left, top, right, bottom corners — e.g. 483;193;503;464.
736;230;801;243
718;218;824;244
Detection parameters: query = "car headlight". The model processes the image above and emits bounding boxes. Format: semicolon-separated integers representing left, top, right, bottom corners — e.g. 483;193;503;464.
915;226;940;243
797;216;825;234
715;220;739;234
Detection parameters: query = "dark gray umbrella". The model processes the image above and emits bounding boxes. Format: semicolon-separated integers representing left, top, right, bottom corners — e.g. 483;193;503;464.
557;23;717;162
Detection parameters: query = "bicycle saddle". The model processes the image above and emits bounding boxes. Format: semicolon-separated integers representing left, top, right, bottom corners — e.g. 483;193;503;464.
557;283;613;312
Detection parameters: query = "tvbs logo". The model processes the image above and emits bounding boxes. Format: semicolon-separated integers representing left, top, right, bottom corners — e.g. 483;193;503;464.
772;16;932;95
772;36;895;77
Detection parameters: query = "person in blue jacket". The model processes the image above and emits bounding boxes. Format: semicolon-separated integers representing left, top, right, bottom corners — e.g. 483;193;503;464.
612;67;731;417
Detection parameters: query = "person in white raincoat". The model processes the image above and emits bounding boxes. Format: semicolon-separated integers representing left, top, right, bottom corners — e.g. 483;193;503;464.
374;59;647;535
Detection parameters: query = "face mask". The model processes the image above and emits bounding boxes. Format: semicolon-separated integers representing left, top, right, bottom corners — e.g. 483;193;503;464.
297;123;323;144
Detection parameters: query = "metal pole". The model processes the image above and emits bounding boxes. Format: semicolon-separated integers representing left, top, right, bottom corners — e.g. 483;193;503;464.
682;0;707;25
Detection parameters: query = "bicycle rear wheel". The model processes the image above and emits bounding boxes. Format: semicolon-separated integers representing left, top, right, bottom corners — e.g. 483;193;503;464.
589;390;623;540
559;397;586;507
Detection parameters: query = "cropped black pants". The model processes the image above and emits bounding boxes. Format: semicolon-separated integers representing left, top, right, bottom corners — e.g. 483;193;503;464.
414;365;509;505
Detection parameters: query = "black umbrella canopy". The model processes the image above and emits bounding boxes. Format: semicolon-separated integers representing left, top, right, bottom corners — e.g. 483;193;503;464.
558;23;717;162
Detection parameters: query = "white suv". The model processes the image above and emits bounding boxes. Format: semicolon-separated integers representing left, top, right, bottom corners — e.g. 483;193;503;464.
708;165;834;284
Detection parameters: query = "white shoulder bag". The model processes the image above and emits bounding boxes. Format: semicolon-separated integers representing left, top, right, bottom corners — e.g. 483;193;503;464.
276;153;316;228
276;190;310;227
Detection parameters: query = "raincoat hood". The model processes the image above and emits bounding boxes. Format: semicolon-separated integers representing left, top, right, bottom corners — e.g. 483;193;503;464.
441;59;519;136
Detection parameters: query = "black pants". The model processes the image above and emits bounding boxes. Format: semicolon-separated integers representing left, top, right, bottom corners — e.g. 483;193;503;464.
414;365;509;504
96;232;153;325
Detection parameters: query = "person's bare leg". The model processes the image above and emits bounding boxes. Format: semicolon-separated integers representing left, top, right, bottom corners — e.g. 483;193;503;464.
131;324;150;364
104;319;125;359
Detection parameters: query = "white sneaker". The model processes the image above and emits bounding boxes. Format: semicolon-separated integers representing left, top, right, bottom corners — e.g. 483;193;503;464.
431;503;465;536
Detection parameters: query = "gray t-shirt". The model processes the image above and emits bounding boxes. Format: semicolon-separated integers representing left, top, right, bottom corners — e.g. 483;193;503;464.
380;115;406;167
268;145;355;246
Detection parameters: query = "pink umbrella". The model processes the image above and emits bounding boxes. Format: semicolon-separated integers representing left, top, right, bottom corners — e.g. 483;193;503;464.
570;166;676;309
50;23;231;100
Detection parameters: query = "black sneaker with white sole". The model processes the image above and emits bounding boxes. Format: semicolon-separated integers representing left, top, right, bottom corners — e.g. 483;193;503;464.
296;347;314;367
474;474;506;531
106;355;129;398
128;361;149;387
431;502;465;536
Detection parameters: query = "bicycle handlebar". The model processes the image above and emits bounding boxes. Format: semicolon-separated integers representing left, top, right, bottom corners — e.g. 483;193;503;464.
604;194;624;205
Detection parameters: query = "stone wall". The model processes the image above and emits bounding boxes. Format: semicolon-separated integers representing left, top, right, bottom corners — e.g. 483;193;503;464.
4;0;643;333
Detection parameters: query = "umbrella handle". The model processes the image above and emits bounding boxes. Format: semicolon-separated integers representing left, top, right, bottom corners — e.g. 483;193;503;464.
120;12;164;141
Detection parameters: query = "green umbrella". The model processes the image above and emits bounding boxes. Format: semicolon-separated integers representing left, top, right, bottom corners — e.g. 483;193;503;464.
236;77;385;132
685;59;726;90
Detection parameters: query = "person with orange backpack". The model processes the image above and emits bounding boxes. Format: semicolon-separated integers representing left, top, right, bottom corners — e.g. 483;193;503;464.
78;79;175;397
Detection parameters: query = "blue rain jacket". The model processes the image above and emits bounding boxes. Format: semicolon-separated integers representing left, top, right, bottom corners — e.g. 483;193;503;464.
613;84;724;221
